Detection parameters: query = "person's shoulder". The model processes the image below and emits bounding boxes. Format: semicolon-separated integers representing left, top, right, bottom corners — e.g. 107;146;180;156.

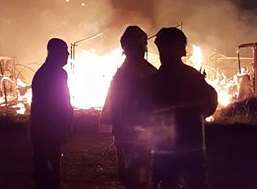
182;63;204;79
32;64;46;83
143;60;157;69
52;68;67;78
111;66;126;86
60;68;68;78
113;66;124;78
142;60;158;74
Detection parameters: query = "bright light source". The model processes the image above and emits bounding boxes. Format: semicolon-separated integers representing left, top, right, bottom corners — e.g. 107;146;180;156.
189;45;203;71
81;2;85;6
65;0;70;2
65;48;125;109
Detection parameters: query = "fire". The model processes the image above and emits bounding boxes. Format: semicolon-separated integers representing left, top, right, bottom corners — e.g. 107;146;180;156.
206;80;234;107
65;48;125;109
218;90;233;107
0;45;239;115
189;45;203;71
66;45;235;110
16;88;32;114
189;45;234;108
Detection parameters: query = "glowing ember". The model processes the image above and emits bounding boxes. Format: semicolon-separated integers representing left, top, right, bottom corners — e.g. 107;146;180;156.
65;48;125;109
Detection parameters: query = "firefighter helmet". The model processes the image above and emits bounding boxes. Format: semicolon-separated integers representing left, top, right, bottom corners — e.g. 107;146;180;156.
154;27;187;48
120;26;147;50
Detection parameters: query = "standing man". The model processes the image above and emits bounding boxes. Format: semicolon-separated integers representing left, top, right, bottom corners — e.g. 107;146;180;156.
152;27;218;188
103;26;157;189
30;38;73;189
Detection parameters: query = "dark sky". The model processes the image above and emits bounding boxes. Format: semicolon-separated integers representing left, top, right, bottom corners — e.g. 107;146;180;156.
0;0;256;73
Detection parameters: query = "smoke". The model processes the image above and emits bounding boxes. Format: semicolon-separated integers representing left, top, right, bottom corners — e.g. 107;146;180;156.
154;0;257;54
110;0;257;54
0;0;256;81
0;0;115;81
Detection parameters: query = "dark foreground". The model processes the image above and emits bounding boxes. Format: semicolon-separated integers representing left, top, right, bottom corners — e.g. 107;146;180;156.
0;118;257;189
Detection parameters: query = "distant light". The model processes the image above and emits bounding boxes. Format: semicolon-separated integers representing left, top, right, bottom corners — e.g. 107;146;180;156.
65;0;70;2
81;2;85;6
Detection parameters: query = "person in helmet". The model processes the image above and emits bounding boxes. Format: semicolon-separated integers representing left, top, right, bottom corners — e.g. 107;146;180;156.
151;27;218;189
31;38;73;189
103;26;157;188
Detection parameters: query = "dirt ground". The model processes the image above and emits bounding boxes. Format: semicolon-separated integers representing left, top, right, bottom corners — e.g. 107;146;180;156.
1;121;257;189
0;123;121;189
62;129;122;189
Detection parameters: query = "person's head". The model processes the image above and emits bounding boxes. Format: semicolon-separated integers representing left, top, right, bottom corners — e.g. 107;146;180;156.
46;38;69;67
155;27;187;63
120;26;147;60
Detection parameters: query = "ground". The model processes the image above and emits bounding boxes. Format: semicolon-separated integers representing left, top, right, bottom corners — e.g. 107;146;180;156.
0;119;121;189
62;130;122;189
0;115;257;189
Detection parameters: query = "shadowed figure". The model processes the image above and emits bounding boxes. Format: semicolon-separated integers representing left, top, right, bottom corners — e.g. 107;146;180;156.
30;38;73;189
103;26;157;189
150;27;218;189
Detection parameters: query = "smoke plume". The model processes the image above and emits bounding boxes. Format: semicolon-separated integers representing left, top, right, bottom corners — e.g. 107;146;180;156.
0;0;256;81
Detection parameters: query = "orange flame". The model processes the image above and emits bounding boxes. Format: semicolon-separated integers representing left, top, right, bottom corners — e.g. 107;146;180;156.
65;48;125;109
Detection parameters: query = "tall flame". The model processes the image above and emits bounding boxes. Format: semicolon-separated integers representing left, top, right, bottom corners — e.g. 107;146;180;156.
190;45;203;71
65;48;125;109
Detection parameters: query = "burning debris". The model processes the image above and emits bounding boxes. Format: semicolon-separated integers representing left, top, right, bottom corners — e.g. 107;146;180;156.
213;97;257;125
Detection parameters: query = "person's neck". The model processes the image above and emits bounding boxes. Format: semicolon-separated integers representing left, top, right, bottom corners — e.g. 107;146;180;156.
125;56;145;63
160;56;181;67
45;57;63;69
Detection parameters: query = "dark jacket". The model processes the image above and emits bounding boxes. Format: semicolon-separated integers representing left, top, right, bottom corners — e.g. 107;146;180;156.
150;60;218;150
103;58;157;139
30;61;73;144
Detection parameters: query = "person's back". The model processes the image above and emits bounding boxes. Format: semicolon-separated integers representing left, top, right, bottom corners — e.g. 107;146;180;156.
31;63;71;144
152;28;217;147
103;26;157;189
153;61;216;149
151;27;217;189
104;26;157;138
110;58;156;137
30;38;72;189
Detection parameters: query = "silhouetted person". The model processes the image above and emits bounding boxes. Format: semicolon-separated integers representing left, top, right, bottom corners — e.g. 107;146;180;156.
30;38;73;189
103;26;157;188
151;27;218;189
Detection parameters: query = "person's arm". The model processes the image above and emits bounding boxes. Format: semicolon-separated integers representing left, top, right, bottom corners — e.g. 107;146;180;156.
58;70;73;140
181;71;218;117
197;76;218;117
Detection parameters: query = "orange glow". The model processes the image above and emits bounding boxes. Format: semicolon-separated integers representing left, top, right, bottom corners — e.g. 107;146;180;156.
65;48;125;109
5;45;240;115
189;45;234;108
189;45;203;71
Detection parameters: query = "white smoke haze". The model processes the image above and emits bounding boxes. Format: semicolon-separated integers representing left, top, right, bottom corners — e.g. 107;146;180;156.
0;0;256;81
